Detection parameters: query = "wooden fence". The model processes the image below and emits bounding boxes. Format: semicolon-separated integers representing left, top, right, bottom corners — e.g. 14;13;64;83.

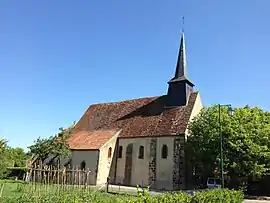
26;165;93;186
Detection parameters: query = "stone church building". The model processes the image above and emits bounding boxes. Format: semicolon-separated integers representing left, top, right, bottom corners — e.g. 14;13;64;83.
66;31;203;190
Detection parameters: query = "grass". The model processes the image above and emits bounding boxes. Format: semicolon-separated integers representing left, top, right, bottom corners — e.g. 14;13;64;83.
0;180;25;197
0;180;244;203
0;181;129;203
0;180;91;198
0;180;139;197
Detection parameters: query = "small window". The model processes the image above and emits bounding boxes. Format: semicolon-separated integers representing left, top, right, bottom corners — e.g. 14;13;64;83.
80;161;86;170
138;146;144;159
108;147;112;158
161;145;168;159
118;146;123;158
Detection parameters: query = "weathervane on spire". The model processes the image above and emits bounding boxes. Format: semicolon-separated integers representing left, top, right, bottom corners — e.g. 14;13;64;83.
182;16;185;32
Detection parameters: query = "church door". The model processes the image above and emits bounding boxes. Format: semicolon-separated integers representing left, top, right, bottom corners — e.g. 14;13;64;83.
124;144;133;185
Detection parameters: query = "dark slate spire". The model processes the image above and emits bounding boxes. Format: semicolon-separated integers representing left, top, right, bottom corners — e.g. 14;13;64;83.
166;31;195;108
175;32;187;78
169;31;192;84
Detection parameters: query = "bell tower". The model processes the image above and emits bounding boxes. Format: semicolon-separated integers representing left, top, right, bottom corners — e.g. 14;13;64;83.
166;31;194;108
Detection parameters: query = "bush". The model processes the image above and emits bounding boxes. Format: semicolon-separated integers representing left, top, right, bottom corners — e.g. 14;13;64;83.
192;189;244;203
155;192;192;203
134;188;243;203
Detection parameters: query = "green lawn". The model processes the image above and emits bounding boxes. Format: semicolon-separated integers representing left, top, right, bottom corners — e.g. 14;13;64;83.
0;180;244;203
0;180;131;202
0;180;24;197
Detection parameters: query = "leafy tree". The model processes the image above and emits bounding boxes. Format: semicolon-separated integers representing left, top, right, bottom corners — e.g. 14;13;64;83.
0;139;29;178
187;105;270;184
0;139;10;178
28;127;72;163
5;147;30;167
0;138;7;153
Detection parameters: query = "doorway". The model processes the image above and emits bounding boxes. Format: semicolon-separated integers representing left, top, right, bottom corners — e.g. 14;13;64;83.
124;144;133;185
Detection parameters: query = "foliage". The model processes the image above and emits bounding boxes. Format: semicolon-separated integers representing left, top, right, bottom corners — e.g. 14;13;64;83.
0;182;243;203
0;153;11;179
6;147;30;167
0;139;29;179
0;140;8;178
0;139;7;153
192;189;243;203
28;127;73;162
154;191;192;202
187;105;270;181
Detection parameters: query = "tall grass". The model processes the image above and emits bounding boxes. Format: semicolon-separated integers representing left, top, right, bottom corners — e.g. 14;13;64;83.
1;182;244;203
1;183;120;203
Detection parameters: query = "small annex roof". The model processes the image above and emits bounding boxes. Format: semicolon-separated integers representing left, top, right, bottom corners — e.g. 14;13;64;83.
67;130;119;150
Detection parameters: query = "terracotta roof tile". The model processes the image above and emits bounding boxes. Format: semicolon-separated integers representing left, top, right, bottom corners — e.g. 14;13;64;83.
67;130;118;150
72;92;198;138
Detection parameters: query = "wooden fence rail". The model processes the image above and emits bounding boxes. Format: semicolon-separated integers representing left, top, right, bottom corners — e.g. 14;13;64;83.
26;165;92;186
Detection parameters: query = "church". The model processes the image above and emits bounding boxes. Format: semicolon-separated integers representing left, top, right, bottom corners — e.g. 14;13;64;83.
66;31;203;190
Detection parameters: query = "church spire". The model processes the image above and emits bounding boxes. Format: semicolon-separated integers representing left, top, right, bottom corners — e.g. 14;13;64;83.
175;32;187;78
166;28;195;108
169;31;190;83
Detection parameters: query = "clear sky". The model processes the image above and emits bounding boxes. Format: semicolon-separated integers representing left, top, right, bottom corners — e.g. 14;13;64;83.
0;0;269;150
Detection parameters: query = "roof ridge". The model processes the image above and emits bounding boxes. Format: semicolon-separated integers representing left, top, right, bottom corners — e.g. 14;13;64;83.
90;95;163;106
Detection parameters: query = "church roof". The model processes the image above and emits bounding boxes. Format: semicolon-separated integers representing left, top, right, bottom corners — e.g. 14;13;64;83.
68;130;118;150
70;92;199;140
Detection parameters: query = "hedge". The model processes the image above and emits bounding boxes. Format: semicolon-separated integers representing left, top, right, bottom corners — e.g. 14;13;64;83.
1;186;243;203
191;189;243;203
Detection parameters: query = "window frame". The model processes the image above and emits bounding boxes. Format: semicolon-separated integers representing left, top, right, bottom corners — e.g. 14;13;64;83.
161;144;168;159
118;146;123;158
108;147;112;158
138;145;144;159
80;160;86;170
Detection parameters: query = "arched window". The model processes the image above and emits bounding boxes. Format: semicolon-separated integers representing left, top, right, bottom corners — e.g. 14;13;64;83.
80;161;86;170
108;147;112;158
118;146;123;158
138;146;144;159
161;145;168;159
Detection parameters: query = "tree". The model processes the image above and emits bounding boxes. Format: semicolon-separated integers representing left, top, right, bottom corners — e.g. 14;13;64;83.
0;139;10;178
0;139;30;178
187;105;270;184
28;127;72;163
5;147;30;167
0;138;7;153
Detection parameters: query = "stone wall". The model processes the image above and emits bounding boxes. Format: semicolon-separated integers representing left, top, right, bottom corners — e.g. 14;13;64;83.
148;138;157;187
172;137;185;190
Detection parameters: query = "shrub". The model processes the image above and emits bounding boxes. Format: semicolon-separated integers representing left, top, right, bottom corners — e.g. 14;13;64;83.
155;192;192;203
192;189;244;203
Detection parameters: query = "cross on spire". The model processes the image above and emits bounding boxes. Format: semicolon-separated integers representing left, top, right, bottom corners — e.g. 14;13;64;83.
182;16;185;32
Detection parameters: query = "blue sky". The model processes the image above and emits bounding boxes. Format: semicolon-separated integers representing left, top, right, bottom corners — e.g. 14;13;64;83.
0;0;269;150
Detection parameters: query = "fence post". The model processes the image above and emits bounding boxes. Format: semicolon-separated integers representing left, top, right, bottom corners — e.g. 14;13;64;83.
33;164;36;191
106;177;109;193
84;169;89;190
0;184;5;198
